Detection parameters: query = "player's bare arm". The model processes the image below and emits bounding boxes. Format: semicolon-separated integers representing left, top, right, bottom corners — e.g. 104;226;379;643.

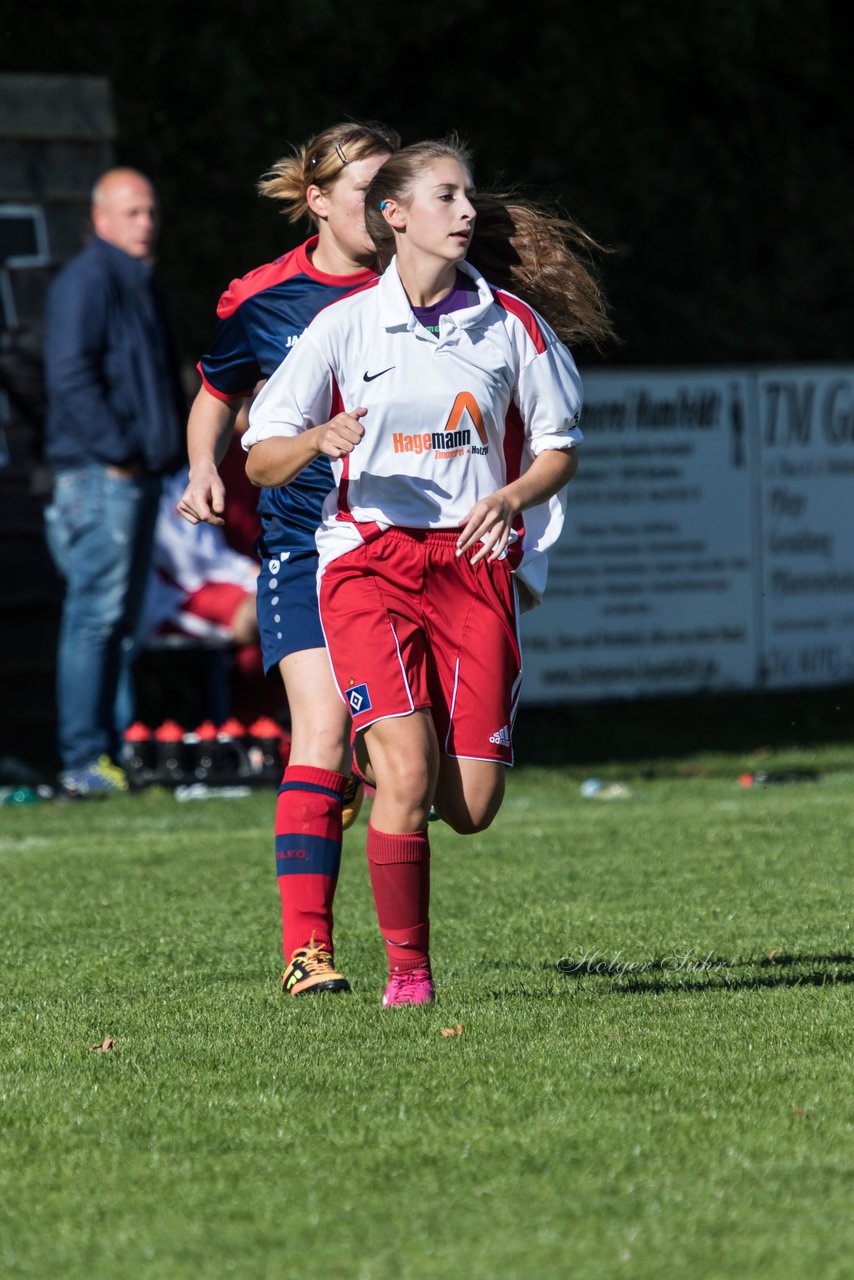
178;385;240;525
246;408;367;488
457;446;578;564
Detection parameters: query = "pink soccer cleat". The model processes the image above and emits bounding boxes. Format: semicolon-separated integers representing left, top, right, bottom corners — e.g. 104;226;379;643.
382;967;435;1008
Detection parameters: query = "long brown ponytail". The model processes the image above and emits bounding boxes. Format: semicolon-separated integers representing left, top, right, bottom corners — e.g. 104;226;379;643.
469;191;615;350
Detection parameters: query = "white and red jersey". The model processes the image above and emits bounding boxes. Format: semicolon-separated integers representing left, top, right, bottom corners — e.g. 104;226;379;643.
243;257;583;580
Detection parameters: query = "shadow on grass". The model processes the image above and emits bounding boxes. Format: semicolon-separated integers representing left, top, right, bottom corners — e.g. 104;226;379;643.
554;951;854;995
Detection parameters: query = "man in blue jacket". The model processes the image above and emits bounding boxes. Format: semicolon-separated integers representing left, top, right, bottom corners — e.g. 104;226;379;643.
43;168;186;796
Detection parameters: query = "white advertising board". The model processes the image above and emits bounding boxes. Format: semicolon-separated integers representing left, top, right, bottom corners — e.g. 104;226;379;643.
520;365;854;702
757;367;854;688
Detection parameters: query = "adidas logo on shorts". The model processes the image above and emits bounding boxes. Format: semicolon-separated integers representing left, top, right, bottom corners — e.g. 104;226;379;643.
489;725;511;747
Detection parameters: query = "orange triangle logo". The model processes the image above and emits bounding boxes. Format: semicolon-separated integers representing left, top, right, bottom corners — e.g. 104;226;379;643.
443;392;487;444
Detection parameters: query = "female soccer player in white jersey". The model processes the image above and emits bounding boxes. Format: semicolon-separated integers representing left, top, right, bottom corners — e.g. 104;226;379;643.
243;138;613;1007
177;122;399;998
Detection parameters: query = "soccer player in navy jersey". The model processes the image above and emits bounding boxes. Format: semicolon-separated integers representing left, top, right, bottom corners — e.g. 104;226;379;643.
178;123;399;996
244;138;614;1006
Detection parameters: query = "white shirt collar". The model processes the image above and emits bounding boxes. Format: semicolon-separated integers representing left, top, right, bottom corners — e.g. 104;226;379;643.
378;256;495;333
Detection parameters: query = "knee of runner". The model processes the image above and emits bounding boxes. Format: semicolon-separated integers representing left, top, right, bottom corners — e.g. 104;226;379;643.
375;753;435;811
438;802;499;837
437;771;506;835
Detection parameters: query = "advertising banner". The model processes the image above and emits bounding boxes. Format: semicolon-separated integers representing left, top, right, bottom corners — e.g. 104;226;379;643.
520;365;854;702
757;367;854;688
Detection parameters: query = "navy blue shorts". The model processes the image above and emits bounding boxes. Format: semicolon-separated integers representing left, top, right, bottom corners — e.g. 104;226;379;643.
256;549;325;674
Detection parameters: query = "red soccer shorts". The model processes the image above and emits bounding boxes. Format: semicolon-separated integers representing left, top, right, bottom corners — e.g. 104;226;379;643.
318;528;522;765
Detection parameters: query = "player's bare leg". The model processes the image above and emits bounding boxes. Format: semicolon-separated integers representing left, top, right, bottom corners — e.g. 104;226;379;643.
279;648;350;772
362;710;438;832
434;755;505;834
353;731;376;788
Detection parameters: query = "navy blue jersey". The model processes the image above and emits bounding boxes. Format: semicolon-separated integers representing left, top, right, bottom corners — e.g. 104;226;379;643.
198;237;376;555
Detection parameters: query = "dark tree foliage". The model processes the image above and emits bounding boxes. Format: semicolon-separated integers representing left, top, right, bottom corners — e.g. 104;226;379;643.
2;0;852;368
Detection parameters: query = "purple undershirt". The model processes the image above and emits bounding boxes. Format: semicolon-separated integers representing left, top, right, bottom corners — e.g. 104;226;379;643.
411;271;478;333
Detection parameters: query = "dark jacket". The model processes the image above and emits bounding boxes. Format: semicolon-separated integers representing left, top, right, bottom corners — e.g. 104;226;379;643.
43;235;186;473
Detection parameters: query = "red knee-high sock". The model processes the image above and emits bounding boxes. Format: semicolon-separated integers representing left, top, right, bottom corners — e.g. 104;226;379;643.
275;765;346;962
366;821;430;975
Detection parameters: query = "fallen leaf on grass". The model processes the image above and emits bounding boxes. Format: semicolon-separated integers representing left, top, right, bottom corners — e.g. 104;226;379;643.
439;1024;464;1038
90;1036;116;1053
767;948;778;960
791;1108;811;1123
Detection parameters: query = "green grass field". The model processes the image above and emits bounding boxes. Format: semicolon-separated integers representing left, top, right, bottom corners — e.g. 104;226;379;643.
2;730;852;1279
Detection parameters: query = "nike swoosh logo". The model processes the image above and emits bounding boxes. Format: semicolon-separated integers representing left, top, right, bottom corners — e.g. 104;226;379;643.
363;366;395;382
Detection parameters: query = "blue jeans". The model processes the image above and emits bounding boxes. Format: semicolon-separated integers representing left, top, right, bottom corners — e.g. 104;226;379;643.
45;464;161;770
